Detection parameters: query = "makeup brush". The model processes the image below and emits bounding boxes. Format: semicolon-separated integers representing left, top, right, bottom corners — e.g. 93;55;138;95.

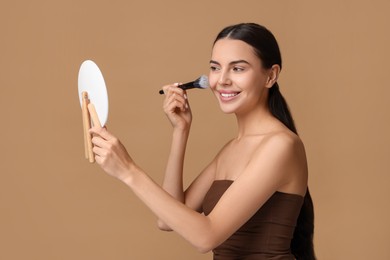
159;75;209;94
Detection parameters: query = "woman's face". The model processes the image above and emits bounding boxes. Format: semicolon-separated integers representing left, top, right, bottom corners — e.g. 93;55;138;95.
209;38;271;115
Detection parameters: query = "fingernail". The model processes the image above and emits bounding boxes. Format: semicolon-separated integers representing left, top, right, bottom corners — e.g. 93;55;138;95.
184;93;188;99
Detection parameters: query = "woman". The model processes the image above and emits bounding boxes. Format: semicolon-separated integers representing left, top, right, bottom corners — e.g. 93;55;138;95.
90;23;316;259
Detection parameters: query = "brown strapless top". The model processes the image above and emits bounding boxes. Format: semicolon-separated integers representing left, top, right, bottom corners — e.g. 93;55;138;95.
202;180;303;260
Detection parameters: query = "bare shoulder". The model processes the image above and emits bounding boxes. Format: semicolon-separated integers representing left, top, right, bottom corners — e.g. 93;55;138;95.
260;130;304;154
248;130;308;195
260;129;307;170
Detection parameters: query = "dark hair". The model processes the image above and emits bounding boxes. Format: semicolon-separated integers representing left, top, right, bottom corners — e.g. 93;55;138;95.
214;23;316;260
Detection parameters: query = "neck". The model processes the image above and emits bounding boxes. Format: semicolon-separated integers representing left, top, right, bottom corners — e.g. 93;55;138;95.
235;103;274;140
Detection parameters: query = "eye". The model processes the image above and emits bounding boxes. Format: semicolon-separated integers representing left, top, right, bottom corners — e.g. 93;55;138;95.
210;65;220;72
233;66;244;72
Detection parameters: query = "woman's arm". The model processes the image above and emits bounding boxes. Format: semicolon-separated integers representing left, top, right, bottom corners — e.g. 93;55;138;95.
158;128;217;231
157;84;191;230
158;84;219;230
90;127;215;252
89;128;307;253
157;128;189;230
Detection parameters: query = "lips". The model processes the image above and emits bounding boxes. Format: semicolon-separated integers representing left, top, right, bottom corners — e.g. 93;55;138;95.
218;91;241;101
221;92;238;98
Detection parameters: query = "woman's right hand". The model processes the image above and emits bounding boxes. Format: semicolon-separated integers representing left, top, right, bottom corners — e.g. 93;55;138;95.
162;83;192;131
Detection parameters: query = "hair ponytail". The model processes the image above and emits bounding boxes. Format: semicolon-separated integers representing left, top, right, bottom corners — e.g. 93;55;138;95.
268;83;316;260
291;189;316;260
268;83;297;134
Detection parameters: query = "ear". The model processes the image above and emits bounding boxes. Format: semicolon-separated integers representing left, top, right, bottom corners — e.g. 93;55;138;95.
265;64;281;89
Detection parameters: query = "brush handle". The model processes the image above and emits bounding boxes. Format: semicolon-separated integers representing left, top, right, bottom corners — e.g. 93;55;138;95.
82;92;95;163
81;92;89;159
158;83;196;95
158;76;208;94
88;103;102;128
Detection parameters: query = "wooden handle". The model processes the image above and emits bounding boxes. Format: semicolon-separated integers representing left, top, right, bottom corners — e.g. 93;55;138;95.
82;92;94;163
81;93;89;159
88;103;102;128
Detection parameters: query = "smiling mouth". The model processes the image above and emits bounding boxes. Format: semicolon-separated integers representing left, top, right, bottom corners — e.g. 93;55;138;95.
219;92;241;99
221;92;238;97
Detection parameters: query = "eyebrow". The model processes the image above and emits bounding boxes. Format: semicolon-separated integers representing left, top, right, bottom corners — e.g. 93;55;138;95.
210;59;250;65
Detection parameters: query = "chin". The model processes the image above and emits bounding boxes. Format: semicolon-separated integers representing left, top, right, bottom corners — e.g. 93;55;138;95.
218;103;238;114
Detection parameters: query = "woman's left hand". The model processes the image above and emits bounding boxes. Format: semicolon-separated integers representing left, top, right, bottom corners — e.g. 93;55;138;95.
89;127;134;182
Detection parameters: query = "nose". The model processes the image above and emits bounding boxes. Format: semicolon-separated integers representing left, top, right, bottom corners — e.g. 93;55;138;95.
218;71;232;86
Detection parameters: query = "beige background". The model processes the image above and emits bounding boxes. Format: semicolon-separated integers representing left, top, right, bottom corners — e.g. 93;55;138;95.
1;0;389;259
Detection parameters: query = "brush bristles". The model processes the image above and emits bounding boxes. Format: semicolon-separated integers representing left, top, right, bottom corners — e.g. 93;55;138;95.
196;75;209;89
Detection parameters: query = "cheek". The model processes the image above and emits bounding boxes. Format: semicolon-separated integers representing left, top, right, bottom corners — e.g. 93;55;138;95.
208;73;219;90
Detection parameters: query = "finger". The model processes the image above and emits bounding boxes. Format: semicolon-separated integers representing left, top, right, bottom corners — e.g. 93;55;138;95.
168;88;188;106
94;154;104;165
168;93;186;106
183;91;190;110
164;90;184;106
162;85;186;106
165;95;187;112
89;126;114;141
91;135;109;149
177;91;190;112
162;83;180;95
92;145;106;157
